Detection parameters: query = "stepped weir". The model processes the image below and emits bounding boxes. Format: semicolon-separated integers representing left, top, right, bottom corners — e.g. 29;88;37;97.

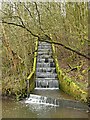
24;40;88;111
35;41;59;89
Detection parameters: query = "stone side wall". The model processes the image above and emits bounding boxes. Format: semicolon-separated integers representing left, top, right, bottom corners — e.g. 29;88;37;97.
52;43;87;103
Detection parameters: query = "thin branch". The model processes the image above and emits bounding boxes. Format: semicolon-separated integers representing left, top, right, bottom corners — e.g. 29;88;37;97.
24;4;33;18
34;2;41;25
2;20;89;60
0;9;8;15
34;2;45;34
2;15;25;27
24;3;45;33
15;16;25;27
2;20;39;38
44;4;52;15
2;20;25;28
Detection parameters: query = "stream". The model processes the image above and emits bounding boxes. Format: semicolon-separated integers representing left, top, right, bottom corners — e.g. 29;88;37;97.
2;42;88;118
2;89;88;118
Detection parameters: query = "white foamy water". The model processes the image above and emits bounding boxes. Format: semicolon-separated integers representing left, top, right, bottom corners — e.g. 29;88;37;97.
25;94;59;107
35;88;59;90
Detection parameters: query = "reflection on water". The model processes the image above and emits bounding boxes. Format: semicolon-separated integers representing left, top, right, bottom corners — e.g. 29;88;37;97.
2;97;88;118
2;98;37;118
25;104;88;118
2;89;88;118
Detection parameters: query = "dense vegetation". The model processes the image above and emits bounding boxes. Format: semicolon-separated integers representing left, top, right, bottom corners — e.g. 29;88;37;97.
1;2;89;99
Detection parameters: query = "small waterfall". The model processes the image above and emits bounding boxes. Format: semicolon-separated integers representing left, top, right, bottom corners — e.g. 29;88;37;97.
24;94;88;111
25;94;59;107
35;80;59;89
35;41;59;89
24;41;88;112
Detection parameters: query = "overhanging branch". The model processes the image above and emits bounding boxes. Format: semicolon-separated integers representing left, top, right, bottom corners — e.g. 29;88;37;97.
2;20;39;38
39;38;90;60
2;20;89;60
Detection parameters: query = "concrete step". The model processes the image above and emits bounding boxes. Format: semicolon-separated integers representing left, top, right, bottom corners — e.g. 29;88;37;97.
36;72;57;76
39;42;51;46
37;62;55;68
38;48;51;51
38;46;51;49
36;73;57;78
36;78;58;81
38;48;52;52
35;80;59;88
38;51;52;55
37;63;50;68
37;54;52;59
37;58;54;63
36;67;56;73
39;44;51;46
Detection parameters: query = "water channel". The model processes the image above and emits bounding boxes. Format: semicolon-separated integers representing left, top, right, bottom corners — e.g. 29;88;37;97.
2;41;89;118
2;89;88;118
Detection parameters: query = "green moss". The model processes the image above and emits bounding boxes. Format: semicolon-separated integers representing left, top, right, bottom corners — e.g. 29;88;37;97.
2;39;38;100
30;82;35;92
51;43;88;103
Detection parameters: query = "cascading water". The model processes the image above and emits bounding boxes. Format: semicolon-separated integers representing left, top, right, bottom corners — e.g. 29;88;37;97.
35;41;59;89
25;41;60;106
24;40;88;111
24;94;88;110
25;94;58;106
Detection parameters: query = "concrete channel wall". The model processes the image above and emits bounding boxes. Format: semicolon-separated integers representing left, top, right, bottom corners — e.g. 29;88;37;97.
27;37;87;103
52;43;87;103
